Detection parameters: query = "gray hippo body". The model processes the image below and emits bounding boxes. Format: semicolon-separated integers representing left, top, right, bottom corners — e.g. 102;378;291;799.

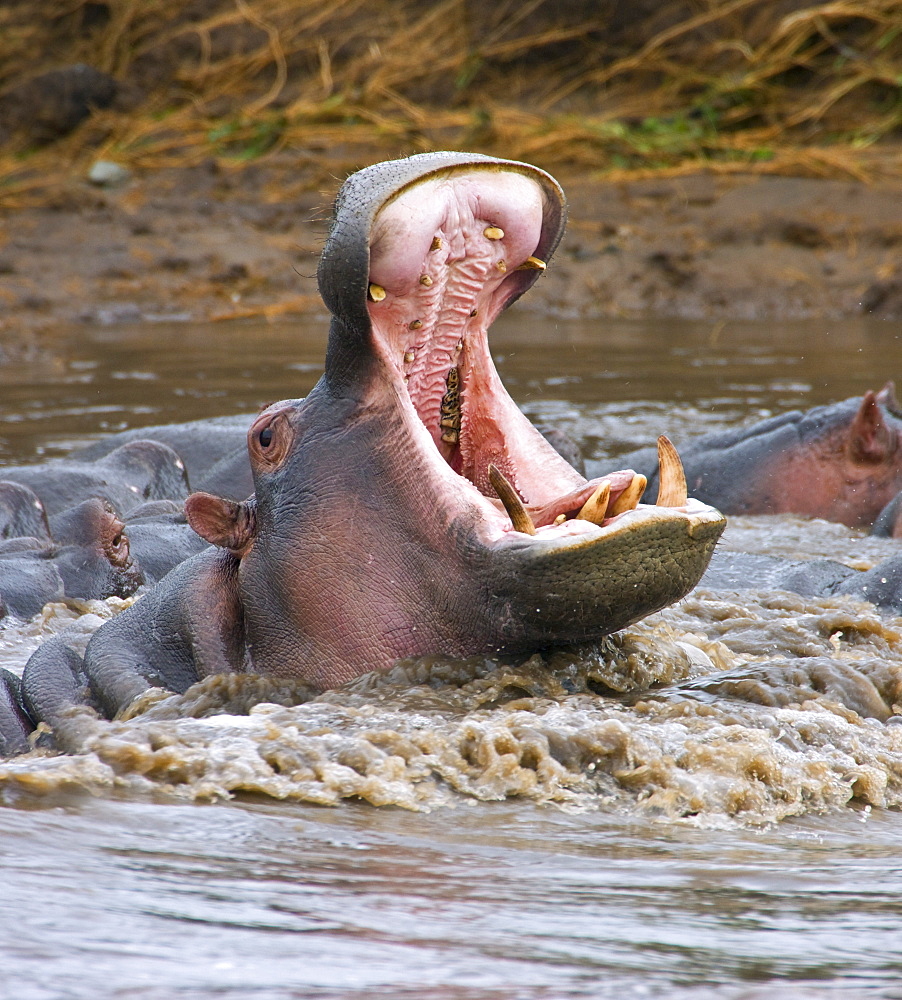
6;152;726;749
607;386;902;529
0;440;190;516
0;497;144;619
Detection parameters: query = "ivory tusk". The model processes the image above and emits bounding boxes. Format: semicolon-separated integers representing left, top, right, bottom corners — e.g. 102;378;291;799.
608;473;647;516
656;436;688;507
576;481;611;525
488;465;536;535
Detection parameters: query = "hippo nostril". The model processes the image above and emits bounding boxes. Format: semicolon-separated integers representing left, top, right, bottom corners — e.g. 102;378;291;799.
259;427;273;448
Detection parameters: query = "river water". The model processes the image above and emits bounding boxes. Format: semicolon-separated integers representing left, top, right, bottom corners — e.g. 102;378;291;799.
2;311;902;999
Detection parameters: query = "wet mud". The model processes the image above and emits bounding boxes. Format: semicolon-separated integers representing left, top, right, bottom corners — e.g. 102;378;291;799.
2;161;900;345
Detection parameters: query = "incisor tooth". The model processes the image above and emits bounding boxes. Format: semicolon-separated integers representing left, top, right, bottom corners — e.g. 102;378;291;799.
576;481;611;525
656;436;688;507
488;465;536;536
608;474;647;516
516;256;546;271
484;226;504;240
368;283;386;302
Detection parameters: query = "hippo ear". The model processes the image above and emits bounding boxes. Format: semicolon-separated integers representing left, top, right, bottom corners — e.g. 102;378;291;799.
877;380;902;418
185;492;256;554
849;391;895;463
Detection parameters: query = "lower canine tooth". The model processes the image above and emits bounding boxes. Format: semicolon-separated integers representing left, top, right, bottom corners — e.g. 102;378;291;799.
488;465;536;536
656;436;688;507
368;283;386;302
516;256;546;271
608;474;647;516
576;481;611;525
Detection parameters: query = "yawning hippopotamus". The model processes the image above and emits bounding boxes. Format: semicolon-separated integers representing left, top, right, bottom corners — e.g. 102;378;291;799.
616;384;902;528
16;152;725;738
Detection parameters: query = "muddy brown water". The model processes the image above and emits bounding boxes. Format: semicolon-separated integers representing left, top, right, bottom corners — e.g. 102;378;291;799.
2;311;902;999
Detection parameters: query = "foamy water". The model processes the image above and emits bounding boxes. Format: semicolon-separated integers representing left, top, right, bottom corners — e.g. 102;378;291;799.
3;313;902;998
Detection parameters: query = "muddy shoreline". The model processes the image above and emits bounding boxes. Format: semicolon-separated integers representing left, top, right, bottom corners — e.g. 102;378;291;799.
1;155;901;341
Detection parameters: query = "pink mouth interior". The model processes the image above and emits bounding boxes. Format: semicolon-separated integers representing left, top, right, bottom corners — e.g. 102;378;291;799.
365;168;636;533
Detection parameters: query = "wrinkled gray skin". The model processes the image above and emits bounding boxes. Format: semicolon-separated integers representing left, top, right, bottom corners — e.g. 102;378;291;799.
0;498;144;619
0;481;53;544
76;415;255;501
122;500;211;585
13;151;725;749
0;439;190;516
0;669;32;756
701;548;902;616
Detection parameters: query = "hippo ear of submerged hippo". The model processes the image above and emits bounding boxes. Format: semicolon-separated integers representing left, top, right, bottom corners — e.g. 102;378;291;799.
185;492;256;555
876;380;902;419
317;151;567;339
849;389;898;464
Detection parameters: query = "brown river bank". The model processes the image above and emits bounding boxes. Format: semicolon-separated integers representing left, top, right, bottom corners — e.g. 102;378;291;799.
2;157;901;342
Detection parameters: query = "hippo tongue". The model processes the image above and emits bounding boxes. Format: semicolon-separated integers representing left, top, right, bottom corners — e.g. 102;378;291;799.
366;167;585;509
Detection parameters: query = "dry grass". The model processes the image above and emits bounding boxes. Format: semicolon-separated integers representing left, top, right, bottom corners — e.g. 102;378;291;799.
0;0;900;205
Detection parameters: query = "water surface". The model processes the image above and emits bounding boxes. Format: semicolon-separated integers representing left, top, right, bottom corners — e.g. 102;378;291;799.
2;311;902;999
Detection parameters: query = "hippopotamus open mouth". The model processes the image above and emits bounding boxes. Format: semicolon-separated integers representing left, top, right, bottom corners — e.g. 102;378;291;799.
11;151;727;739
177;152;726;688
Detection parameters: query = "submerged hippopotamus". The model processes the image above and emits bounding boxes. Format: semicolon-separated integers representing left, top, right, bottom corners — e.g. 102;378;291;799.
75;414;255;501
0;439;190;516
15;152;725;743
615;384;902;528
0;496;144;618
701;547;902;618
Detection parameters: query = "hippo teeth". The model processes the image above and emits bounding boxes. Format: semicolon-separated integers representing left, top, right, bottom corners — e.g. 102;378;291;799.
656;436;688;507
576;481;611;525
609;473;647;515
489;464;536;535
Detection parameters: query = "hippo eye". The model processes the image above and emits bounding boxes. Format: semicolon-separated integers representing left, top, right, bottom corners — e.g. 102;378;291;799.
259;426;273;448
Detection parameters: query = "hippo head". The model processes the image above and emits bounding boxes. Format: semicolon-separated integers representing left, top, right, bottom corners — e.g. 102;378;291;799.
50;498;144;600
187;152;725;688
